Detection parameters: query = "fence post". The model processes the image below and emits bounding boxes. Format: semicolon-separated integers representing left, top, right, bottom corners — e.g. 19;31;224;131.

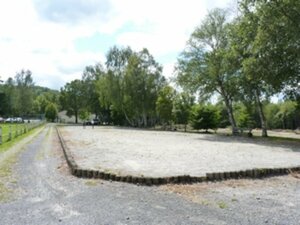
8;125;12;141
15;124;18;138
0;126;2;144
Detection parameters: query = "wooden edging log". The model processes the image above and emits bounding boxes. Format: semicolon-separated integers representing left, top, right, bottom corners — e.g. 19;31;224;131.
56;126;300;186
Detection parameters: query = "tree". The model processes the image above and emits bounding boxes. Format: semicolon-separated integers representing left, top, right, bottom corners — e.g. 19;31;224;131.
234;103;256;130
33;95;49;114
81;64;105;118
190;104;220;132
79;109;90;123
60;80;85;123
232;0;300;136
265;103;280;129
175;9;239;135
45;103;58;122
15;70;34;116
156;86;176;126
123;49;165;127
172;92;194;131
96;46;165;127
275;101;297;130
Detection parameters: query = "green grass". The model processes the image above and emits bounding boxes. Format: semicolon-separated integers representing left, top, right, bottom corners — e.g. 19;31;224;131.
263;136;300;143
0;124;45;202
0;124;44;153
85;180;99;186
0;149;19;202
0;123;28;143
0;123;45;153
217;201;228;209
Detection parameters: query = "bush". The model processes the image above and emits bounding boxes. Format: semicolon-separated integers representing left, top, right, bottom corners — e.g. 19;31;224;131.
45;103;58;122
190;104;220;132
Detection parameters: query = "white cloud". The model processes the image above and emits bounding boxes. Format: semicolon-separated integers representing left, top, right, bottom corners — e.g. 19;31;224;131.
0;0;234;89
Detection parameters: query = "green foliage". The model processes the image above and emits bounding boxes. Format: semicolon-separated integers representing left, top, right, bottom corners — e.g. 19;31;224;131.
60;79;85;123
79;109;90;122
45;103;58;122
14;70;34;116
81;64;106;118
234;103;256;129
172;92;194;131
0;72;58;118
175;8;239;134
275;101;298;130
232;0;300;136
156;86;176;125
215;102;231;128
190;104;220;132
96;46;165;127
265;103;281;129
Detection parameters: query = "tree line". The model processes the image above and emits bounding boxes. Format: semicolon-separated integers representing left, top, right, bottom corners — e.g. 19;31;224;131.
60;0;299;136
1;0;299;136
0;70;59;122
175;0;300;136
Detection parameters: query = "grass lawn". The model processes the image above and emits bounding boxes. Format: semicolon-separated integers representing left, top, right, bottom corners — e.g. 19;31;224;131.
0;122;44;147
0;124;28;143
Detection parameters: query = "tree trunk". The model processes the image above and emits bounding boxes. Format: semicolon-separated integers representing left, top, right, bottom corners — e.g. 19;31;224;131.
122;106;134;127
75;110;78;124
219;83;238;135
223;95;238;135
254;89;268;137
142;112;147;127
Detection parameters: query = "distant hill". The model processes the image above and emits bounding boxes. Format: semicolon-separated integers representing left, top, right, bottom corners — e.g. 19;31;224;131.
33;85;59;96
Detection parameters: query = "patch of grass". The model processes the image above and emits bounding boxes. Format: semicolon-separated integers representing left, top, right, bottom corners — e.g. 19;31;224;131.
85;180;99;186
264;136;300;143
0;125;44;154
0;124;27;142
200;200;210;206
217;201;227;209
0;151;19;202
0;182;12;202
0;125;45;202
231;198;238;202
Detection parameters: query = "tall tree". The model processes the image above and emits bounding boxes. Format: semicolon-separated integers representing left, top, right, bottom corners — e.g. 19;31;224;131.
175;9;239;134
81;63;105;118
15;70;34;116
124;49;165;127
97;46;165;127
233;0;300;136
156;85;176;126
60;80;85;124
45;103;58;122
172;92;194;131
104;46;133;124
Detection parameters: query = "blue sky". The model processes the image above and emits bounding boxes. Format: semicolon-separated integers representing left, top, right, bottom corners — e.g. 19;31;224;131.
0;0;235;90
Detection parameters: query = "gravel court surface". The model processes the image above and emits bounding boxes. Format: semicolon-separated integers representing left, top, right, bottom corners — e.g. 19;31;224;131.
1;124;300;225
59;126;300;177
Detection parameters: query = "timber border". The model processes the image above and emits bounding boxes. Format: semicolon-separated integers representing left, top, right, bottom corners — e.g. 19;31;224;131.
56;126;300;186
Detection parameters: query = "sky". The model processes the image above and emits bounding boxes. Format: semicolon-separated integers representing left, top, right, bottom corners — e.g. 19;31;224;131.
0;0;235;90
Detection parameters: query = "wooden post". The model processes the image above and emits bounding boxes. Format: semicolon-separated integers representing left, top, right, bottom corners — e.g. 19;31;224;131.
0;126;2;144
9;125;12;141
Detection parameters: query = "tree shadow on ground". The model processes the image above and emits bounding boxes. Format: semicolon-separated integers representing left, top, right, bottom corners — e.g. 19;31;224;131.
194;133;300;152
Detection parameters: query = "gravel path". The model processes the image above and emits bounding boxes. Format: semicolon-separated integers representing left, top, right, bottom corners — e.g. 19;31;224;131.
0;124;300;224
59;126;300;177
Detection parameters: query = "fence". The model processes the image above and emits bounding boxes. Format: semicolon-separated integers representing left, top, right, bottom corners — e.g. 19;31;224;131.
0;121;45;145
